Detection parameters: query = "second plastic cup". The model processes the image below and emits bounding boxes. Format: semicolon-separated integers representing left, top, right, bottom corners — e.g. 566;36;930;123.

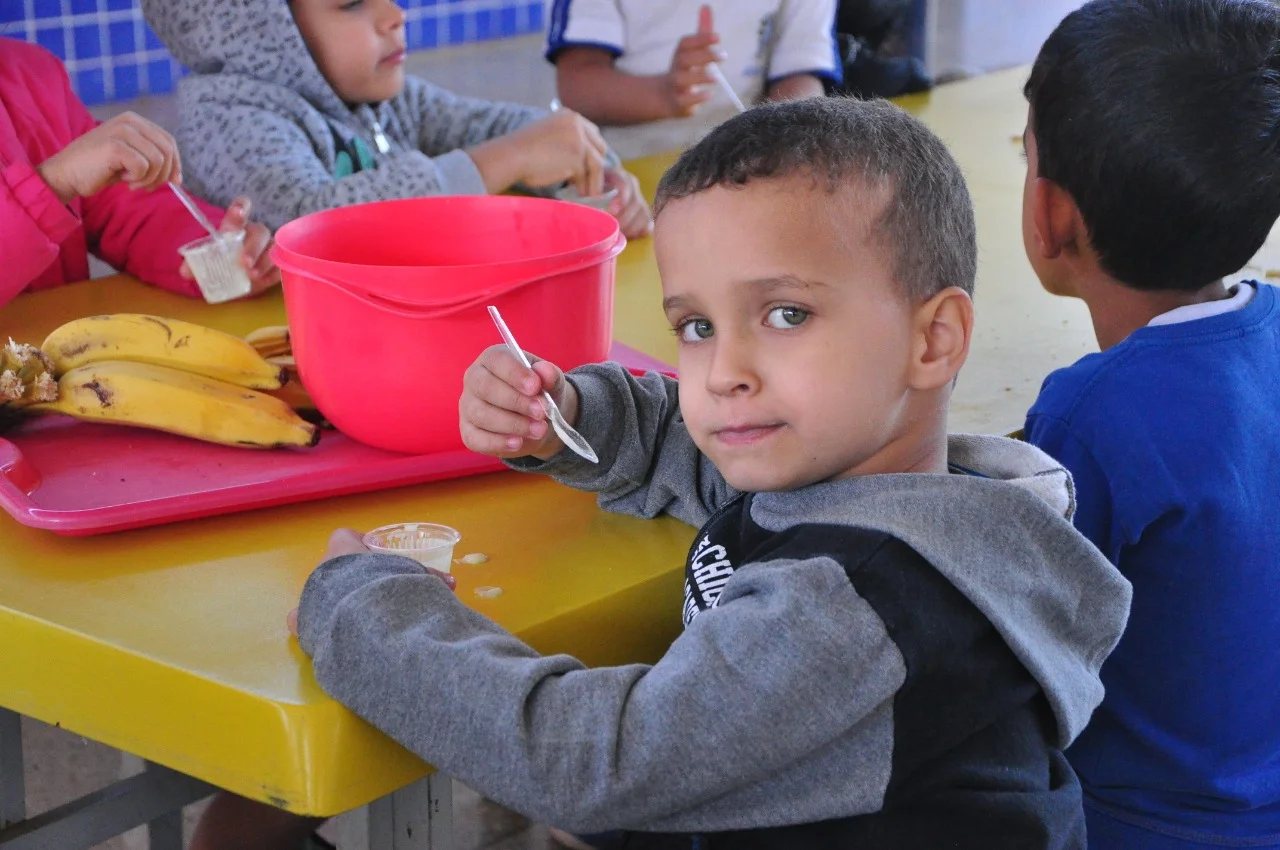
363;522;461;574
179;229;252;304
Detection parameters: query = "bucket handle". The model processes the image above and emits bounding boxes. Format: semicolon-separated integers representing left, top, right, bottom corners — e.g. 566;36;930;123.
278;231;626;321
360;232;624;312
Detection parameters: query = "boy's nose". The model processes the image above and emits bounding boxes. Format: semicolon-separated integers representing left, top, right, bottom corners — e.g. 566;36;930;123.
705;334;760;397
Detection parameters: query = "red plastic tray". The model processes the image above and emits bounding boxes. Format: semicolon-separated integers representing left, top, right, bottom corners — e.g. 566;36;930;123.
0;343;675;536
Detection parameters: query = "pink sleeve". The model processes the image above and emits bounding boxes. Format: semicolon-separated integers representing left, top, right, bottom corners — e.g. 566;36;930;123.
66;87;216;299
83;181;218;298
0;160;80;307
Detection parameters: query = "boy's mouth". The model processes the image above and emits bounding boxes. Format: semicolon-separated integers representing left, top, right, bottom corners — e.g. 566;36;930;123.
711;423;784;446
379;48;406;66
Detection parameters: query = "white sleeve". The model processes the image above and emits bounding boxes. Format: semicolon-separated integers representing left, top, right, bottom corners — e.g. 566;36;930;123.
545;0;626;59
768;0;840;83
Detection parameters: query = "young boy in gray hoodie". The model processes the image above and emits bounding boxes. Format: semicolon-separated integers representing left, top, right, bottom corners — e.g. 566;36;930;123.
272;98;1134;849
140;0;652;237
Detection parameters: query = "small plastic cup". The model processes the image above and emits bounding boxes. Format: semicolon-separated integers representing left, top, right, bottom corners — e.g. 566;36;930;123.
178;229;252;304
363;522;461;574
554;184;619;212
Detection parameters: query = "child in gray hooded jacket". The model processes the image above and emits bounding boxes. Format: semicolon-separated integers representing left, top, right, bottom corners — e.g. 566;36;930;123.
140;0;652;237
271;99;1132;850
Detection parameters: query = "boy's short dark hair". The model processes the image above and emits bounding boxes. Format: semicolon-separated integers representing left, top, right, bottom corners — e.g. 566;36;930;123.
654;97;977;302
1026;0;1280;293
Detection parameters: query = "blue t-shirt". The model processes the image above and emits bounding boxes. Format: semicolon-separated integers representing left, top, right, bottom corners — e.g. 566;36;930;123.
1026;282;1280;848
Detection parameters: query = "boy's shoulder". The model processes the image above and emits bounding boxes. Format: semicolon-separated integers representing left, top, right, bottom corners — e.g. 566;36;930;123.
1027;345;1136;427
1031;282;1280;434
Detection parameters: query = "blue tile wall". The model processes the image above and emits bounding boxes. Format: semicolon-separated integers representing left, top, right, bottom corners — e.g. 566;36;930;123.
1;0;546;106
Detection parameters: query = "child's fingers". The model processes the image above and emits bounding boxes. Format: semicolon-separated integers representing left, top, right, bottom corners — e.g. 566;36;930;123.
250;250;282;293
530;359;566;398
117;124;172;190
114;135;163;189
287;608;299;637
618;196;653;238
121;113;179;156
460;422;517;456
326;527;369;559
673;64;715;90
576;147;605;198
472;344;543;397
178;260;194;281
465;398;549;443
673;87;715;115
675;32;720;56
129;119;182;185
583;120;608;159
697;3;714;35
221;197;252;233
240;222;268;263
461;415;546;456
675;44;724;71
469;361;547;419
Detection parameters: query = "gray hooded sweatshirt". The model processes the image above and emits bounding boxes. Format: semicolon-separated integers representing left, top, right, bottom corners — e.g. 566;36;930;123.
142;0;546;230
297;365;1132;847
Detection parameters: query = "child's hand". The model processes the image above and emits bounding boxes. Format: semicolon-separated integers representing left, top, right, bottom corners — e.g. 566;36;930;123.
323;527;371;560
36;111;181;204
605;167;653;239
472;110;608;197
459;345;578;460
665;5;724;118
179;197;282;297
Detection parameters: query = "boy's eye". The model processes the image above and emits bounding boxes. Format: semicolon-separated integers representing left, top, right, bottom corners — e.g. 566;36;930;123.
676;318;714;343
339;0;364;9
765;306;809;329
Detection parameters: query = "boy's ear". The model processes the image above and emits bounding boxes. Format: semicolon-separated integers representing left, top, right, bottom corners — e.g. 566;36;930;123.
1028;177;1082;261
909;286;973;392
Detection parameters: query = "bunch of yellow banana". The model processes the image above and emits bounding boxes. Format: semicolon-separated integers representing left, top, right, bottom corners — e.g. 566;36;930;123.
22;314;319;449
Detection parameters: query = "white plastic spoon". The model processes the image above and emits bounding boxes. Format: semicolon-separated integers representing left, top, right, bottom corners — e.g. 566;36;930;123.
487;306;598;464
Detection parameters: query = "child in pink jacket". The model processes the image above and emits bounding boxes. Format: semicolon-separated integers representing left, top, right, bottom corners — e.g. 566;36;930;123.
0;37;278;307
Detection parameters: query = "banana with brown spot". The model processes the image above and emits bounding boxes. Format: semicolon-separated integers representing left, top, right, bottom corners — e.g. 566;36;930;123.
42;314;287;390
33;360;318;449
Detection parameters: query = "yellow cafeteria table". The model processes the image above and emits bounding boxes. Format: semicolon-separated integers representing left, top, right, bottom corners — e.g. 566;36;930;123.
0;66;1098;850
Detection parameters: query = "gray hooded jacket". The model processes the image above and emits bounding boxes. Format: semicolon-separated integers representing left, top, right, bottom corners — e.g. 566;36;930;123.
297;365;1132;841
142;0;545;230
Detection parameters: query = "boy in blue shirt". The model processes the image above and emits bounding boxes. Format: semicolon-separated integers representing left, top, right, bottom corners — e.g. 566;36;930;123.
1021;1;1280;846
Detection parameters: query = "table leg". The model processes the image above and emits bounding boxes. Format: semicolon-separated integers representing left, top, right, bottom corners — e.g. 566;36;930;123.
144;762;183;850
0;710;22;829
0;760;212;850
367;774;452;850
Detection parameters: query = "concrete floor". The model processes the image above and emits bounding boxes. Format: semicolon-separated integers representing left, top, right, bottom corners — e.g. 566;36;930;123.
29;2;1089;847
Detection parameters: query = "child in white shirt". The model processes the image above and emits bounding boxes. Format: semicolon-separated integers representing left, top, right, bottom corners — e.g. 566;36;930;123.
547;1;840;158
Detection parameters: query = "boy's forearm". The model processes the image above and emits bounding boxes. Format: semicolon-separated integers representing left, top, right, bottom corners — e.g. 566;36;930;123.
766;74;827;102
296;550;898;833
556;57;676;126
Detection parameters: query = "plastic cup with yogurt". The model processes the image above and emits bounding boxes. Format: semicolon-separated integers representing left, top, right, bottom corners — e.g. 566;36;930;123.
363;522;462;574
178;229;253;304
